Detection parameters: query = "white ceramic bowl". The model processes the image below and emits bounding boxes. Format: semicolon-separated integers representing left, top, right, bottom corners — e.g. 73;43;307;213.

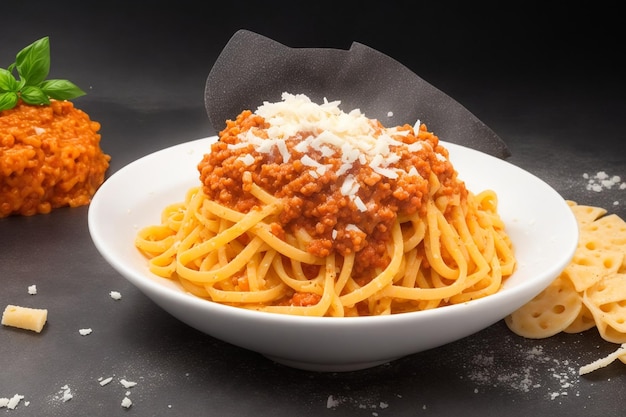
88;137;578;372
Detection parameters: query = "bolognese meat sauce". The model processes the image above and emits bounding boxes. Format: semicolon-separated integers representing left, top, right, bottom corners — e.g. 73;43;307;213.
198;93;467;282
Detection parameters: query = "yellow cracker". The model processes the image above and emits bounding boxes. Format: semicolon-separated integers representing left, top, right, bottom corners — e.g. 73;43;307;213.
505;275;582;339
509;203;626;344
582;274;626;343
567;200;607;226
582;214;626;253
584;273;626;305
563;246;623;292
581;214;626;272
593;318;626;344
563;302;596;334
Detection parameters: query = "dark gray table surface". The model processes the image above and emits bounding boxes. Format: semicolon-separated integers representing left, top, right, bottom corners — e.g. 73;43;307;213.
2;2;625;416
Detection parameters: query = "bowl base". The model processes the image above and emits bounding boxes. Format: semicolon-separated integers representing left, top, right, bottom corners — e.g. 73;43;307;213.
264;355;401;372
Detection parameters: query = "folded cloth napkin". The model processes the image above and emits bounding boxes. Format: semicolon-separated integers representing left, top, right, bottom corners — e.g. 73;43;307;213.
205;29;510;159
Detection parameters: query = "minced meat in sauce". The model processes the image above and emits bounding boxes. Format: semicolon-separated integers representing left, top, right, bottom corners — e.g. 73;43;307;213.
198;109;466;282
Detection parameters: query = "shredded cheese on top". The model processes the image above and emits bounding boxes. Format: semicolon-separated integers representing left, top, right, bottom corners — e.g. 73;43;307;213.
229;92;445;207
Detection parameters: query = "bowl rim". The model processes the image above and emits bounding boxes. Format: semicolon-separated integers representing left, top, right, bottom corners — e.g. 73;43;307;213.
88;136;579;326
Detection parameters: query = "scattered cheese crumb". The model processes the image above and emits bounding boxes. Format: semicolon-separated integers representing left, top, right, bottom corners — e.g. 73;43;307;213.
99;377;113;386
583;171;624;192
0;394;25;410
327;395;340;409
2;304;48;333
121;396;132;408
28;285;37;295
78;328;92;336
109;291;122;300
59;385;73;402
579;343;626;375
120;379;137;389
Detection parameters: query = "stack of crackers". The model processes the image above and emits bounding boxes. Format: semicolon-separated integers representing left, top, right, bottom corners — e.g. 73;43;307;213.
505;201;626;374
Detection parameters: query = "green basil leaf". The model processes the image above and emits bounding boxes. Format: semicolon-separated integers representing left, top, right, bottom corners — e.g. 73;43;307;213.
20;85;50;105
0;68;19;92
41;79;86;100
0;92;19;111
15;36;50;86
0;36;86;111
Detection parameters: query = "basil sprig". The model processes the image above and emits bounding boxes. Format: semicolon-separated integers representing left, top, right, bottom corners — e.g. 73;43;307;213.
0;36;85;111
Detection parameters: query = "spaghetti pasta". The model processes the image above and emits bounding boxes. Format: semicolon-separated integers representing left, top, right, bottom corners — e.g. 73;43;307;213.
135;93;516;316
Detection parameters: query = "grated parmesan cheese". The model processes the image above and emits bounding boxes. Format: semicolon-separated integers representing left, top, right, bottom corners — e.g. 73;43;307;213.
353;196;367;212
121;396;132;408
28;285;37;295
241;92;436;183
120;379;137;389
237;154;255;166
59;385;73;402
235;93;450;224
99;376;113;386
579;343;626;375
2;304;47;333
0;394;24;410
583;171;625;192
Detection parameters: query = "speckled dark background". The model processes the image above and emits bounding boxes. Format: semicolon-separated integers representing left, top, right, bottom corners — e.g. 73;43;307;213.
1;1;624;416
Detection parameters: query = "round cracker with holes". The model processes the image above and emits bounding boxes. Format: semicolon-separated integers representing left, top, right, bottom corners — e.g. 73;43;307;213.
563;246;624;292
567;200;607;227
563;302;596;334
505;274;582;339
583;273;626;343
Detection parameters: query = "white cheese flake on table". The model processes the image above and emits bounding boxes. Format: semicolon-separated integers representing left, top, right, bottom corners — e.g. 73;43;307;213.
59;385;73;402
120;379;137;389
79;328;92;336
583;171;625;192
327;395;340;408
579;343;626;375
2;304;47;333
99;376;113;386
109;291;122;300
0;394;25;410
121;396;132;408
27;285;37;295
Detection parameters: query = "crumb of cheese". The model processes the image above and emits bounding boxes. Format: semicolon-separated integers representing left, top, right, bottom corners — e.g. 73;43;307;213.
121;397;132;408
0;394;25;410
120;379;137;389
99;376;113;386
2;304;47;333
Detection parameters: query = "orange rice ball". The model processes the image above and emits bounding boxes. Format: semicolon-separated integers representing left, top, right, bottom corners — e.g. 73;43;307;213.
0;100;110;218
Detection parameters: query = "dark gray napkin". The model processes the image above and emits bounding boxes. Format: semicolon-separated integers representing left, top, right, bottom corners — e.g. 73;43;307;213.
205;29;510;159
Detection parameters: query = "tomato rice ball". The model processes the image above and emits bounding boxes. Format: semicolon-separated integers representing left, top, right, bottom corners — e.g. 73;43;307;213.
0;100;110;217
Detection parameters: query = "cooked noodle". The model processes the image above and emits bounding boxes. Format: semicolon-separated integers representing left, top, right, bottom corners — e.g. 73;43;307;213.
135;93;516;316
